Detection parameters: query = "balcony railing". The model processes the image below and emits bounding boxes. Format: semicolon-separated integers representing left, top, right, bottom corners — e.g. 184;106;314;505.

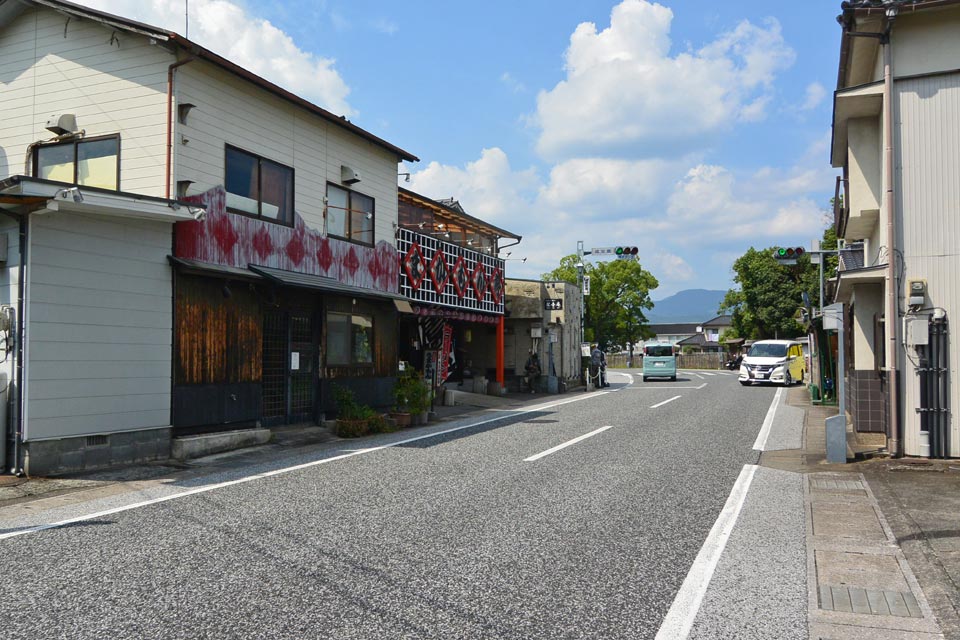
838;241;865;271
834;175;849;237
397;227;505;315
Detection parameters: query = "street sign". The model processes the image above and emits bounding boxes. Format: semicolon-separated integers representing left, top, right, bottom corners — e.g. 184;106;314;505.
591;247;617;255
583;275;590;295
544;299;563;311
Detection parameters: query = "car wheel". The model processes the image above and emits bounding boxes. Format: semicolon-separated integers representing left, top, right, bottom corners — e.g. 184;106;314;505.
670;376;677;382
740;380;750;386
784;371;792;386
642;376;648;382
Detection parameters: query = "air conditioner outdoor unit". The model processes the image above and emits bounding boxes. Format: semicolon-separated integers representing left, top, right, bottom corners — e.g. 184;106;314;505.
45;113;78;135
341;165;361;184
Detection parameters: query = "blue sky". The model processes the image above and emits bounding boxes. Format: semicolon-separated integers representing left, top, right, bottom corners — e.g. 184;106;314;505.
91;0;844;298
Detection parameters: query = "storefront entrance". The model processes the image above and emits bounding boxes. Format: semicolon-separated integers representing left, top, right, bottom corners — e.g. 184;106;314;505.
262;308;318;426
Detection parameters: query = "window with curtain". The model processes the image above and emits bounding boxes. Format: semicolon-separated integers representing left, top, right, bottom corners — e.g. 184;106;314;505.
326;312;374;366
35;136;119;190
327;184;375;245
225;146;294;224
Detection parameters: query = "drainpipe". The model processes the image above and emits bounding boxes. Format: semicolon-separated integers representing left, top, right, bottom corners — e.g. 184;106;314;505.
881;8;901;457
166;55;195;200
0;209;29;475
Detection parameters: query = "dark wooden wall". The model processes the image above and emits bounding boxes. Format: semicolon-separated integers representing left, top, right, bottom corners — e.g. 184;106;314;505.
175;275;262;385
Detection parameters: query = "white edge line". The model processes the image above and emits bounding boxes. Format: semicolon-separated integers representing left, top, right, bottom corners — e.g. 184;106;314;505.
650;395;682;409
655;464;759;640
752;387;783;451
0;390;614;541
523;425;613;462
696;383;708;390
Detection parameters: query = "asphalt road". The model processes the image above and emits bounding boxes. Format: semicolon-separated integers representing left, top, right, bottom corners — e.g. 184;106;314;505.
0;371;802;639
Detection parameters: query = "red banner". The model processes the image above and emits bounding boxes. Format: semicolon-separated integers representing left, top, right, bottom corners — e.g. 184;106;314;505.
439;324;453;383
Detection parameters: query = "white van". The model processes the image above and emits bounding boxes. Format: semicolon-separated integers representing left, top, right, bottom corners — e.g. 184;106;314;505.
739;339;805;386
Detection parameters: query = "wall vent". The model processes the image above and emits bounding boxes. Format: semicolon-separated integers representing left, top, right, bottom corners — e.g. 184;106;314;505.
86;435;108;447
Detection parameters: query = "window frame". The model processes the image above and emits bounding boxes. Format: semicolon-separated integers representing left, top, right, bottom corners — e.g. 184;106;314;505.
32;134;121;191
326;182;375;246
325;311;375;367
224;144;295;227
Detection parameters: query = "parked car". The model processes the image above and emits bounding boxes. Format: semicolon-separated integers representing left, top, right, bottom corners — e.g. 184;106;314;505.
738;340;804;386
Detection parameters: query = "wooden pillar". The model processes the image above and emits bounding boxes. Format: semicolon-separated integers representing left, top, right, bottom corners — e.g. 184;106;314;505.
496;316;505;386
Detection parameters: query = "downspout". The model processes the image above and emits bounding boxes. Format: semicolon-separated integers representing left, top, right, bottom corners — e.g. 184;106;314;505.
881;8;901;457
166;55;195;199
0;209;29;475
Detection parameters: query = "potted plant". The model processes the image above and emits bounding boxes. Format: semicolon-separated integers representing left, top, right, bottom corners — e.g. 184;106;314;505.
390;371;419;428
332;385;375;438
392;370;432;426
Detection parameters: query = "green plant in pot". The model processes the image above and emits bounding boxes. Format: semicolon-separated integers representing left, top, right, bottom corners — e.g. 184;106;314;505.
333;385;375;438
392;370;431;426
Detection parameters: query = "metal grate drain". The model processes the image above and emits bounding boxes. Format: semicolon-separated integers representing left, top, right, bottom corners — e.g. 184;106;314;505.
819;585;922;617
811;478;864;491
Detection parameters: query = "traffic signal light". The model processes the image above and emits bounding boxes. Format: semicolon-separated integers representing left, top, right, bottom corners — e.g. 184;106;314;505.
615;246;639;256
773;247;805;265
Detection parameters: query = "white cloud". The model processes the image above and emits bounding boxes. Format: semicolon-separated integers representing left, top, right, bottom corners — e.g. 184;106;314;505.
408;148;540;228
500;72;527;94
372;18;399;35
538;157;680;219
534;0;795;161
801;82;827;111
88;0;354;116
667;164;827;243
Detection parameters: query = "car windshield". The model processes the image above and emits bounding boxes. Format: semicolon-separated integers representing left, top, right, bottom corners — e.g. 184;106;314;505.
645;346;673;357
748;343;788;358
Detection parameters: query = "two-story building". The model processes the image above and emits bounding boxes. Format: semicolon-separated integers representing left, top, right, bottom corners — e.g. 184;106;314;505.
0;0;418;474
396;189;520;396
832;0;960;457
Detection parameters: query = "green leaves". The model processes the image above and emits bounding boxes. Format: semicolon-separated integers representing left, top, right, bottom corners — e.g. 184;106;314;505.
543;254;658;350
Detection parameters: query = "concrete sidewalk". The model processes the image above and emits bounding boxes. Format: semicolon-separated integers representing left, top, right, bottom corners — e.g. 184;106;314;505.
769;386;960;640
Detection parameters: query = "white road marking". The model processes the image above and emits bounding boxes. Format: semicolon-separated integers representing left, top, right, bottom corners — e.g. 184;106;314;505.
624;383;707;391
650;395;682;409
700;372;716;377
0;391;613;541
523;426;613;462
688;372;705;379
752;387;783;451
655;464;759;640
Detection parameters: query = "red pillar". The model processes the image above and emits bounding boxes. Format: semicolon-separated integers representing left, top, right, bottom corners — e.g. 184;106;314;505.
496;316;505;387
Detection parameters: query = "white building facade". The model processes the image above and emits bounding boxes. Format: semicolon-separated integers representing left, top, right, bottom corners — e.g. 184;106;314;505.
0;0;416;474
833;0;960;457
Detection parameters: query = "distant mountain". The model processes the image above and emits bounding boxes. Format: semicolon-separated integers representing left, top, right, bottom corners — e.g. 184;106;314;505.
647;289;727;324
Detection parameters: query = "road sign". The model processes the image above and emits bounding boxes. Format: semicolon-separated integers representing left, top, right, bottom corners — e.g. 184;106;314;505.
583;275;590;295
591;247;616;255
544;299;563;311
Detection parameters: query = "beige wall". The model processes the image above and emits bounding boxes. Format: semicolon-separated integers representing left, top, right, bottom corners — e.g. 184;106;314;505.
851;285;882;370
0;7;170;191
892;8;960;80
174;60;400;244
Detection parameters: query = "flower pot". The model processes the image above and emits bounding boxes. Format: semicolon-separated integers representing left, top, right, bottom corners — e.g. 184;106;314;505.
390;412;412;428
336;418;370;438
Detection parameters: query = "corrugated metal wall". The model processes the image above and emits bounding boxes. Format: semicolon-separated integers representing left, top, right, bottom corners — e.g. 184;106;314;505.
896;72;960;456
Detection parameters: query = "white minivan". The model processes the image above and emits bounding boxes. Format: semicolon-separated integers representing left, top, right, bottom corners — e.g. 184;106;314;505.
739;339;805;386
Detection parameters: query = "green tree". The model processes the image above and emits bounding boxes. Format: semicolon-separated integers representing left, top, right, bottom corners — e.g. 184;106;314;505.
543;254;658;351
721;225;837;340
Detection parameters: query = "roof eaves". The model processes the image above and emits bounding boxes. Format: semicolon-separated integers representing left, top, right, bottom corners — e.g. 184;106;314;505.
399;187;521;240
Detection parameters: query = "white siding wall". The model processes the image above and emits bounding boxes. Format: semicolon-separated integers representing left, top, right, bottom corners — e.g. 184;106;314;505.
896;72;960;456
0;7;170;193
25;212;172;440
893;9;960;80
173;60;400;244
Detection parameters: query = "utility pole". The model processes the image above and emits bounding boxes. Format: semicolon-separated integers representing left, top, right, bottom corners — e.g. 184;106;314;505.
576;241;589;344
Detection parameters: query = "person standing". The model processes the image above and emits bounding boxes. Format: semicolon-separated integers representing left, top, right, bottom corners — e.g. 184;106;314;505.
525;350;542;394
590;344;602;390
600;349;609;387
